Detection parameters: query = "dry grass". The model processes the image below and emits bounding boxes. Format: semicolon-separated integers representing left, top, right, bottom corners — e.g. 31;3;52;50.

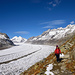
66;60;75;73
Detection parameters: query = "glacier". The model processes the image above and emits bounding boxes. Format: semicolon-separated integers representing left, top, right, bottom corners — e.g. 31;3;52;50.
0;43;55;75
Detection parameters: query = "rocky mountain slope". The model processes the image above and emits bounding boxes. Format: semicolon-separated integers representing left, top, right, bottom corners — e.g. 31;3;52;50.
11;36;27;43
0;33;14;50
27;24;75;45
21;29;75;75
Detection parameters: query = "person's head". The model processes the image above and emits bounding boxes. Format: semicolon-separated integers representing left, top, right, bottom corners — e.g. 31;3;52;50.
56;45;59;48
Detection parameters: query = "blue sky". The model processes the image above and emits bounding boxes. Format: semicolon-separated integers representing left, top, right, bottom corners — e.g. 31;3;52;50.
0;0;75;39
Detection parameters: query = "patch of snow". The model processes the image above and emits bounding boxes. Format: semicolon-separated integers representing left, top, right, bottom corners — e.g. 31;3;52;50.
45;64;54;75
0;34;7;39
66;24;74;28
57;27;63;30
32;38;37;40
49;31;56;35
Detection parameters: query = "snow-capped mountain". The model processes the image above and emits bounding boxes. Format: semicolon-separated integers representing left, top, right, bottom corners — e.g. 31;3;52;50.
11;36;27;43
27;24;75;45
0;33;9;39
0;33;14;49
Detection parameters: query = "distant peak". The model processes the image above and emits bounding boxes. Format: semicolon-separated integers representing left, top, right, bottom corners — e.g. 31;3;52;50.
57;27;63;30
66;24;75;28
11;36;27;43
19;36;22;38
46;29;51;32
15;36;17;37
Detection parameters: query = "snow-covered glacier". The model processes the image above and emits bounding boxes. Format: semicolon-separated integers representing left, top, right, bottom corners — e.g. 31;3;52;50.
0;43;55;75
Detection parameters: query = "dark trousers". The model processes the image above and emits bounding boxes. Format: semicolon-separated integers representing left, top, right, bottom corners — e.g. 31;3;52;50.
55;54;60;62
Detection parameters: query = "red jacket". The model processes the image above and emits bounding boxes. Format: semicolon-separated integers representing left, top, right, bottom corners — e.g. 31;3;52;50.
55;48;61;54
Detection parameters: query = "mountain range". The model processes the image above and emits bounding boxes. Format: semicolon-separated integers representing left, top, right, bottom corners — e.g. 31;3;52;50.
0;24;75;49
26;24;75;45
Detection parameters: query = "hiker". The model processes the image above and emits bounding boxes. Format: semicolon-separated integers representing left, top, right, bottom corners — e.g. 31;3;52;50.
55;45;61;62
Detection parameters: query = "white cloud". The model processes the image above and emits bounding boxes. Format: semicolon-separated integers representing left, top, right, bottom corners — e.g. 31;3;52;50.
70;21;74;24
55;0;61;4
43;26;55;29
48;0;61;9
15;31;29;34
47;7;52;11
53;4;57;7
41;20;66;29
41;20;66;25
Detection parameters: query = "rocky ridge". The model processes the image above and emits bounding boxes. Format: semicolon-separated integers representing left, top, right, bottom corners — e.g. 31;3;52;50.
0;33;14;50
27;24;75;46
20;32;75;75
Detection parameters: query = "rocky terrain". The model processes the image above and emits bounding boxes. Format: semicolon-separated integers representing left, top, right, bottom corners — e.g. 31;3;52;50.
20;31;75;75
27;24;75;46
0;33;14;50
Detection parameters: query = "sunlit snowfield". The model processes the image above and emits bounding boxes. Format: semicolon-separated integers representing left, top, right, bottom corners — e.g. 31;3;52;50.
0;43;55;75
